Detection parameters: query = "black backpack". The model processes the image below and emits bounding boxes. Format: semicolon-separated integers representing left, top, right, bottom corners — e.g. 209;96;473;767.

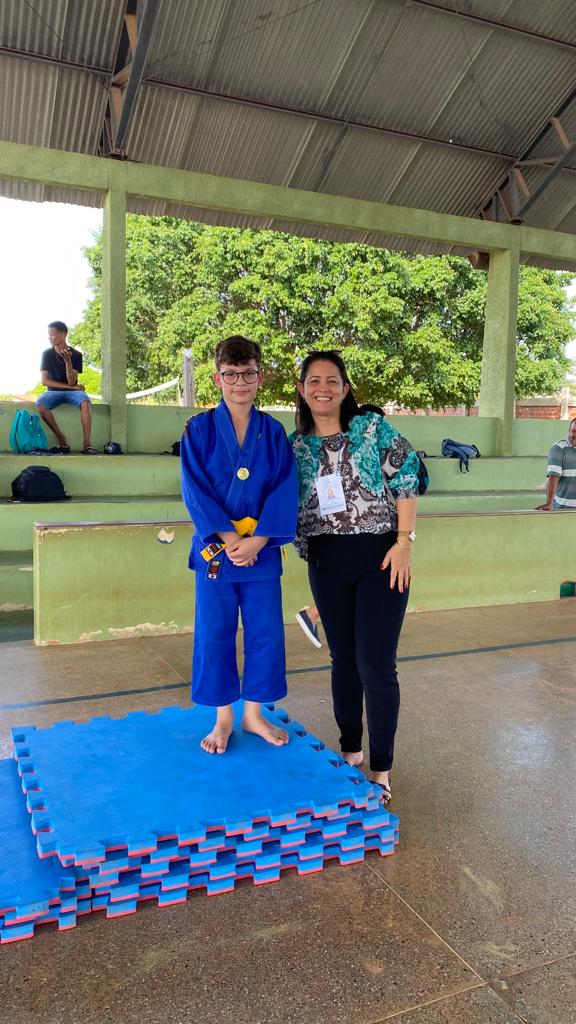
11;466;67;502
441;438;481;473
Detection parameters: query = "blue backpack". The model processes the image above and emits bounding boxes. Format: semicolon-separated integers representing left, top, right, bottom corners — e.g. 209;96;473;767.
415;451;429;494
9;410;49;454
441;438;481;473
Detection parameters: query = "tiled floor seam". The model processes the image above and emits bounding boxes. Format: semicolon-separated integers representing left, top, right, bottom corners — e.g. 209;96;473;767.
365;861;486;983
363;982;501;1023
152;651;191;684
489;947;576;980
364;865;576;1023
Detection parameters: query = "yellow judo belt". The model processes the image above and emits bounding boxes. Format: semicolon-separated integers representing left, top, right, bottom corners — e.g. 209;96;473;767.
231;516;258;536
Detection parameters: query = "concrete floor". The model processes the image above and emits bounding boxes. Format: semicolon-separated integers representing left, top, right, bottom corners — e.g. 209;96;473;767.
0;600;575;1024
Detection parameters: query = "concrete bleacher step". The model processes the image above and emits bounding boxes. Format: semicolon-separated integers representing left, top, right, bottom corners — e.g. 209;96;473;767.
0;551;33;609
0;453;547;500
0;451;548;621
419;489;544;513
0;495;186;552
0;454;181;499
422;456;545;492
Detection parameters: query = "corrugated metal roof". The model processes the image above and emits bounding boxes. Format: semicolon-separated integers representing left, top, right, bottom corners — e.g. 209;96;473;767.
0;56;56;148
0;54;109;157
0;0;124;67
512;164;576;230
1;0;576;266
434;0;576;44
146;0;376;108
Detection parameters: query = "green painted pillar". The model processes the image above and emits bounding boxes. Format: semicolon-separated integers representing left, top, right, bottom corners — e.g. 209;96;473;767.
101;189;127;448
478;247;520;456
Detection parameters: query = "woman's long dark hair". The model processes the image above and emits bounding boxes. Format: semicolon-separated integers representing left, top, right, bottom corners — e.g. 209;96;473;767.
295;350;360;434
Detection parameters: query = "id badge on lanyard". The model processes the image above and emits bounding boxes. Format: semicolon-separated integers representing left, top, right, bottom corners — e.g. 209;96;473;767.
314;442;347;516
315;473;346;515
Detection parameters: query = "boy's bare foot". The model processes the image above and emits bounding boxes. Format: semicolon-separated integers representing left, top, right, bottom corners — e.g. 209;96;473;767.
201;707;234;754
242;704;289;746
343;751;364;767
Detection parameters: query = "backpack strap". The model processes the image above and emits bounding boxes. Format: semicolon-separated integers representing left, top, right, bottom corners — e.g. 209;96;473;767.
9;411;22;452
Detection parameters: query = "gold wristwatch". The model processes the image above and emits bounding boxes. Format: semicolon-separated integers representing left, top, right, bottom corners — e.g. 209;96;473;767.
397;530;416;542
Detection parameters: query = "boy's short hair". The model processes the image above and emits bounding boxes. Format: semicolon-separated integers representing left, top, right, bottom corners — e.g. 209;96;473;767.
215;335;261;369
48;320;68;334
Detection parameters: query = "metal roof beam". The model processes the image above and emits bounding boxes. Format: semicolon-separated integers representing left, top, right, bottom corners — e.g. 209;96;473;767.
407;1;576;52
0;43;515;163
2;140;576;264
480;109;576;224
143;77;517;163
477;73;576;221
0;45;110;77
103;0;161;156
515;136;576;219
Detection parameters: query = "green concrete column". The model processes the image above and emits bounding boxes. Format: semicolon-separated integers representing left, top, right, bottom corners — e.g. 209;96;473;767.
478;247;520;456
101;189;127;448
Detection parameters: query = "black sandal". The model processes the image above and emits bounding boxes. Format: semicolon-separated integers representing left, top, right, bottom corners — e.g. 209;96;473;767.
82;446;98;455
374;782;392;807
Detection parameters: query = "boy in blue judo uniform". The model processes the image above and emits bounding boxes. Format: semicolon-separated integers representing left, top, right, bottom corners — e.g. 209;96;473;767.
181;335;298;754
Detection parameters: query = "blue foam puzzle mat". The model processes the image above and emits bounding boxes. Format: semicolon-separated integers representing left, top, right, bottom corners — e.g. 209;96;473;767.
0;759;87;943
77;800;396;881
82;820;399;916
79;815;399;900
89;831;400;916
12;705;383;866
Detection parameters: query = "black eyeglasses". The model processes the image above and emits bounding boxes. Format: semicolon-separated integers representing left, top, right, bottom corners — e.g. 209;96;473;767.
220;370;259;384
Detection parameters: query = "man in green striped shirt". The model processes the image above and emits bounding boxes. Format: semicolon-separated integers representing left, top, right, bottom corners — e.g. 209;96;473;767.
536;418;576;510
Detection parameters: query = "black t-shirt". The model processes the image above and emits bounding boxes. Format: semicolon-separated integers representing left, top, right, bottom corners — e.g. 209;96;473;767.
40;346;83;390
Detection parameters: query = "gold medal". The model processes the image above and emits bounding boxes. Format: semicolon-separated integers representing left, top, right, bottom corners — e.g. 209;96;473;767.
237;467;250;480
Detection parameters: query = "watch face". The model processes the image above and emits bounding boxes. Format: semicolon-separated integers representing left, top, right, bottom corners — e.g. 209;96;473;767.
408;531;416;541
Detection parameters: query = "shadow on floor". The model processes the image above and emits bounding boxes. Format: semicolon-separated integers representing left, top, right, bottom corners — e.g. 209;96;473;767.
0;609;33;643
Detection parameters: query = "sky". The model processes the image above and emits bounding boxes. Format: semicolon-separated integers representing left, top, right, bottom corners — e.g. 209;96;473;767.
1;196;575;395
0;197;102;394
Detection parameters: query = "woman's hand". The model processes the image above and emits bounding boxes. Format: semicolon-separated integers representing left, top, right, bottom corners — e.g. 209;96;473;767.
380;542;412;592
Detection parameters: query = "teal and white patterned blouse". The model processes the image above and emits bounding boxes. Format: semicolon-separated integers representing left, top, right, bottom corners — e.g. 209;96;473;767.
288;412;420;560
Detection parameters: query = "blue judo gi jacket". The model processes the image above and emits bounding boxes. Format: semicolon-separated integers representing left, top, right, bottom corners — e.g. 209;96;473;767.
180;401;298;581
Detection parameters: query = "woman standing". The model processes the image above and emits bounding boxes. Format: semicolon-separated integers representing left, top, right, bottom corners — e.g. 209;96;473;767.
289;351;419;805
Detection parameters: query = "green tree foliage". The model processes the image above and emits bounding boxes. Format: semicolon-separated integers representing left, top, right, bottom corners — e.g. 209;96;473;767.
71;217;574;409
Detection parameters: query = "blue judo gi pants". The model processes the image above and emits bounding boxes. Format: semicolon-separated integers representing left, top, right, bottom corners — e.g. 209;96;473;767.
192;575;288;707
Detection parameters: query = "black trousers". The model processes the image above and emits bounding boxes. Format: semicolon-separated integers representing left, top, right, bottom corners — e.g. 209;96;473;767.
308;533;409;772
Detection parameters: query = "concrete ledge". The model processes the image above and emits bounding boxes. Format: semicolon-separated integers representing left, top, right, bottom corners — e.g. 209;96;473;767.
0;496;186;551
34;521;195;645
33;511;576;644
0;453;182;499
0;452;546;500
2;400;570;458
420;490;543;512
0;402;110;452
0;551;33;609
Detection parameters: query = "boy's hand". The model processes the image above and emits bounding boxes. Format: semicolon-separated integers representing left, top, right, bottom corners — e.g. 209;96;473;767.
218;531;239;546
226;536;268;567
